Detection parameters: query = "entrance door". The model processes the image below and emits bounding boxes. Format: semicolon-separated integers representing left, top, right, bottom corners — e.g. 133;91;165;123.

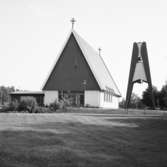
58;91;84;107
75;93;84;107
80;94;84;106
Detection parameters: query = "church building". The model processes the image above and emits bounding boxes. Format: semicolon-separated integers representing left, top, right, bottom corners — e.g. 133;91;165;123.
10;20;121;108
42;20;121;108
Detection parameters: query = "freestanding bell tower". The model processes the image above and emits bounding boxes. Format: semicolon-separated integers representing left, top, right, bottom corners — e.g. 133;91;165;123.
125;42;155;109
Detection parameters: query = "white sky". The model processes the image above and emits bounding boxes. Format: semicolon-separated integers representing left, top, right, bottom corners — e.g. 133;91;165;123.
0;0;167;98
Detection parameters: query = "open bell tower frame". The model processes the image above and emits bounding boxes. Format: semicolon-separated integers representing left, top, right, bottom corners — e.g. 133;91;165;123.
125;42;155;109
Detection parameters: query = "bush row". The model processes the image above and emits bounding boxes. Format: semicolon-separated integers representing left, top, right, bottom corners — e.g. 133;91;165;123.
0;97;69;113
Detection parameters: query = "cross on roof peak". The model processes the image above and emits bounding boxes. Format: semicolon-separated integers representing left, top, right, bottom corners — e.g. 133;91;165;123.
70;18;76;29
98;47;102;55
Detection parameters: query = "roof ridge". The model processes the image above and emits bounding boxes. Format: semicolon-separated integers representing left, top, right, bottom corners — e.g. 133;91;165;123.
72;30;103;89
72;30;121;96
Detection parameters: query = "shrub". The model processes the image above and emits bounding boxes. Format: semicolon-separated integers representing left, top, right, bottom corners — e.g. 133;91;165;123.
8;100;19;111
18;97;37;113
61;97;71;107
0;101;18;113
0;106;10;113
49;100;61;111
49;97;71;112
33;106;51;113
85;104;91;108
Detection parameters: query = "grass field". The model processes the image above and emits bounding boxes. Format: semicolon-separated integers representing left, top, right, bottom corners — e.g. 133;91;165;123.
0;110;167;167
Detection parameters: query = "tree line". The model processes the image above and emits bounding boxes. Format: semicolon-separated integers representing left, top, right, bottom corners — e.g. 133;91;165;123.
0;86;19;105
119;82;167;110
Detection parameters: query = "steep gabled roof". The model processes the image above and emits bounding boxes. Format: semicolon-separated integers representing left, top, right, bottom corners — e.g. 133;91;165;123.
43;30;121;97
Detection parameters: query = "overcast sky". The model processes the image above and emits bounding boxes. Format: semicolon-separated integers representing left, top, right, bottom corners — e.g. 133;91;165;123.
0;0;167;98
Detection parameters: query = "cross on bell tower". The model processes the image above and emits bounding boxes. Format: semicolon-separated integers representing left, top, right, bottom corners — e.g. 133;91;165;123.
70;18;76;29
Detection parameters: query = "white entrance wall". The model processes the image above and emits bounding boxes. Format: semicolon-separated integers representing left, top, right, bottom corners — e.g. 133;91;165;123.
43;91;58;105
85;90;119;109
85;91;100;107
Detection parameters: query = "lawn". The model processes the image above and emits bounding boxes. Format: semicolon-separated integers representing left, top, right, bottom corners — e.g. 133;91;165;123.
0;111;167;167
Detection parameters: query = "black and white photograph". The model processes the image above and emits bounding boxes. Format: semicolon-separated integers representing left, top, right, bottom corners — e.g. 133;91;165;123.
0;0;167;166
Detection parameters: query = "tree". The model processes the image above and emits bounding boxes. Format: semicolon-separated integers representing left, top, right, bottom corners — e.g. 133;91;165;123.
119;98;126;108
159;83;167;109
119;93;144;109
141;86;159;109
0;86;15;105
130;93;140;108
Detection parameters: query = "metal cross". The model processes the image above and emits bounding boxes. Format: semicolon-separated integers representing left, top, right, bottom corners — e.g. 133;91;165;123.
71;18;76;29
98;48;101;56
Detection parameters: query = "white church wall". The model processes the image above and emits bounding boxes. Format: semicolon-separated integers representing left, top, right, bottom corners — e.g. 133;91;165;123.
85;91;100;107
43;90;119;108
44;91;58;105
99;92;119;109
85;91;119;108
